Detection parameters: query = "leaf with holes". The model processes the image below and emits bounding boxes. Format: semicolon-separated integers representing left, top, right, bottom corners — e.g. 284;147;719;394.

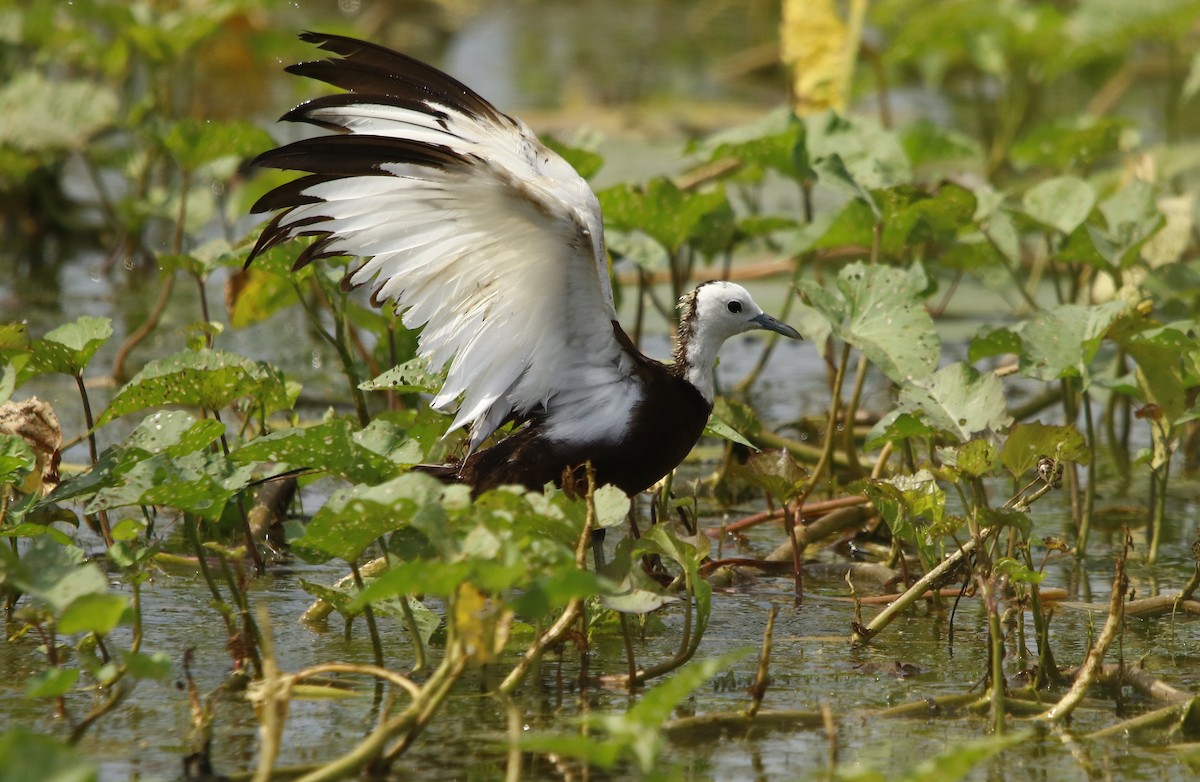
230;418;398;484
1000;422;1088;480
29;317;112;377
892;363;1012;445
98;350;293;425
1016;300;1127;384
798;262;940;384
291;472;443;563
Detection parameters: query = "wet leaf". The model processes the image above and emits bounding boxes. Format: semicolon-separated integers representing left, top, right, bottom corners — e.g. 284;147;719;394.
798;261;939;383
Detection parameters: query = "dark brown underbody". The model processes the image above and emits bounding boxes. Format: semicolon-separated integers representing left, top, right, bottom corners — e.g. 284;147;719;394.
416;325;712;497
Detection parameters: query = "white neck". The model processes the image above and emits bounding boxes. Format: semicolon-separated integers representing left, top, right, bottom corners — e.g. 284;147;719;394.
679;328;726;404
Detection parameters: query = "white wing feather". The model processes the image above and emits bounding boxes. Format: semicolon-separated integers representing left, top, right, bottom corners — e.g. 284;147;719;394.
254;49;638;452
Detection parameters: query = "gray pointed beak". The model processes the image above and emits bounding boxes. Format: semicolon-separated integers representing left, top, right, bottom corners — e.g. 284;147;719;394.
751;312;802;339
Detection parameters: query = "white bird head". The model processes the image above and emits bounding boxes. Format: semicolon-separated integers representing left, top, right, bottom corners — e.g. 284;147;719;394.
675;280;801;401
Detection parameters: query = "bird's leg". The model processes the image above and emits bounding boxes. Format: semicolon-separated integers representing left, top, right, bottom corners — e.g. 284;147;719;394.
590;528;607;571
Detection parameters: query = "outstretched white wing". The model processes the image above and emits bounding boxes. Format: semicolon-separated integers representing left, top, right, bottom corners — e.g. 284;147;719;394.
251;33;637;452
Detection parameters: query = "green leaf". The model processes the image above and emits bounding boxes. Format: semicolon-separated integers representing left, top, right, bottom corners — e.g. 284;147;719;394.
0;537;108;614
291;473;443;563
29;317;113;377
24;668;80;699
901;120;983;170
124;411;223;457
99;350;293;424
1016;300;1127;383
593;484;631;530
968;326;1022;363
605;229;670;272
162;118;274;171
1000;422;1088;479
0;71;117;153
804;111;912;192
703;411;756;449
1022;176;1095;235
598;178;730;255
864;411;938;451
891;729;1031;782
892;363;1012;445
798;261;940;384
541;135;604;180
1010;118;1124;171
994;557;1046;584
359;358;441;394
864;470;947;549
349;561;474;611
230;418;399;484
119;650;172;680
86;451;254;521
957;438;1000;478
58;593;129;635
0;434;36;489
740;448;807;502
697;107;810;180
0;729;96;782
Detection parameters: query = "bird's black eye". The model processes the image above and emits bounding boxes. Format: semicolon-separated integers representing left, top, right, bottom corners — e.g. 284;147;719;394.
727;301;743;314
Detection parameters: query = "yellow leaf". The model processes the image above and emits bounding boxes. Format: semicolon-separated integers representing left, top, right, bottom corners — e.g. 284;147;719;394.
453;583;512;665
780;0;868;115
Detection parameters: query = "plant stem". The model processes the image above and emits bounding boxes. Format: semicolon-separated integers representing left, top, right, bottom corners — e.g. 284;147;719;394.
1076;389;1097;556
73;372;113;546
350;560;386;674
